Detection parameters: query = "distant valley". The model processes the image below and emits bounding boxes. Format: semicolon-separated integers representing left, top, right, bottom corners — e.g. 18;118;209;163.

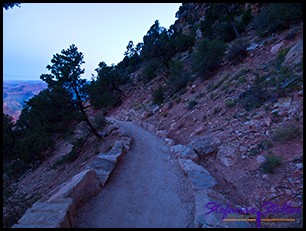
3;80;47;121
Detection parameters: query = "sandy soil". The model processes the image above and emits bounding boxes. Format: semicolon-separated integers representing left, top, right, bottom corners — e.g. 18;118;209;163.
74;119;195;228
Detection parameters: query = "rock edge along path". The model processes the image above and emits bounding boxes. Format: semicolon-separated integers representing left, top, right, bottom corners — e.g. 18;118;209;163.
74;119;195;228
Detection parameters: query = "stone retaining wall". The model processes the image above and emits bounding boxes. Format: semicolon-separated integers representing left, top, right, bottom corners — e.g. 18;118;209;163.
12;121;133;228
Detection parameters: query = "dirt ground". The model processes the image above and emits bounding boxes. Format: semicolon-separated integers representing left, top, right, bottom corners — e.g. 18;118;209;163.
74;120;195;228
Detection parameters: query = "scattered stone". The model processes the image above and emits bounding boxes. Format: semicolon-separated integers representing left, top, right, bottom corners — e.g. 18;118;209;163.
141;111;153;120
262;174;269;180
157;130;169;139
244;119;260;132
152;105;159;114
295;163;303;169
178;158;216;191
171;144;199;162
271;186;277;193
106;124;119;134
194;190;250;228
270;41;284;54
283;40;303;66
287;200;300;208
195;28;203;40
170;122;177;131
187;135;221;158
264;116;272;127
284;189;292;196
147;123;156;133
235;130;243;136
164;138;174;147
247;42;260;51
271;109;279;115
274;97;292;109
256;155;266;164
240;154;247;160
217;145;238;167
190;126;205;137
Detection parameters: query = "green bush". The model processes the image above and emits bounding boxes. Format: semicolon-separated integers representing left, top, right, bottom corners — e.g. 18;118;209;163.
192;38;227;80
225;38;249;63
238;74;271;111
152;86;165;105
167;60;190;95
86;65;123;110
214;21;237;43
271;123;300;142
187;100;197;110
260;154;282;173
213;107;221;114
172;31;195;53
142;60;157;83
90;90;120;109
93;113;106;130
285;26;300;40
52;138;85;168
252;3;303;37
225;99;236;108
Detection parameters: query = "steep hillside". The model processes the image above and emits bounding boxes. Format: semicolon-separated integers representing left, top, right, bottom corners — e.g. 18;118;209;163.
107;3;303;228
3;3;303;228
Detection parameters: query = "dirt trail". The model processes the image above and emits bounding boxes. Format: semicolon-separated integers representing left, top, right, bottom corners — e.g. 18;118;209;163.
74;119;195;228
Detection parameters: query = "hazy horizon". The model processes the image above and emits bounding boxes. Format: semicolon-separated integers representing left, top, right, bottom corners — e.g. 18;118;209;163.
3;3;181;81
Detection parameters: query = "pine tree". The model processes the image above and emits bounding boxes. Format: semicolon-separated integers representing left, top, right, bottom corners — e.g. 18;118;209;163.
40;44;102;139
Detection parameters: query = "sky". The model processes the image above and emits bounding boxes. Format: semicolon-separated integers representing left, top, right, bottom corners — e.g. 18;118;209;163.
3;3;182;81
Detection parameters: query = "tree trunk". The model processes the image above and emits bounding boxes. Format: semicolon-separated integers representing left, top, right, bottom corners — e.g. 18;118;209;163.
225;4;240;39
72;85;102;140
230;18;240;38
82;111;102;140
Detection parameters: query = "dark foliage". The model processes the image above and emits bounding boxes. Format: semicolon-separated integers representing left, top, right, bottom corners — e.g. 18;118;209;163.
252;3;303;37
3;3;20;10
192;38;227;79
152;86;165;105
167;60;190;95
87;61;122;109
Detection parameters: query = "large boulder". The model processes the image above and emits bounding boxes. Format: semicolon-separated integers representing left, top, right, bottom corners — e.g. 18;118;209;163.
187;135;221;158
178;158;216;191
194;190;251;228
12;198;74;228
171;144;199;162
48;169;101;210
283;40;303;67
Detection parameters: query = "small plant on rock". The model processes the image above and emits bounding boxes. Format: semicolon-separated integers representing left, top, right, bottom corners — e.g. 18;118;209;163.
225;99;236;108
271;122;300;142
260;154;282;173
225;38;249;63
187;100;197;110
152;86;165;106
